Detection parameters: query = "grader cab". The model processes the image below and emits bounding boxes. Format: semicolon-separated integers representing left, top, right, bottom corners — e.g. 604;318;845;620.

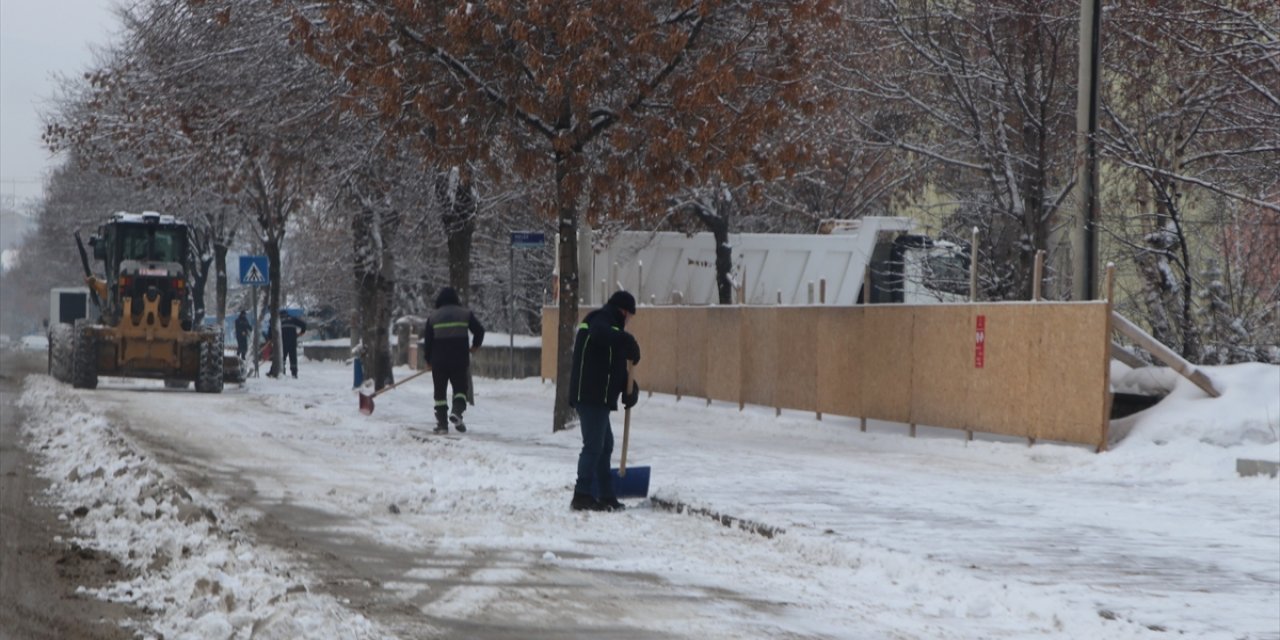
47;211;242;392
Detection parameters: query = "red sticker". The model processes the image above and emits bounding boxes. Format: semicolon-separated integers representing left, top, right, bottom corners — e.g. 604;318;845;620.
975;315;986;368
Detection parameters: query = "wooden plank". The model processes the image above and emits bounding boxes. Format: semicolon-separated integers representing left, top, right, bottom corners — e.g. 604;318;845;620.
775;307;816;411
541;307;557;380
676;307;708;399
1033;303;1109;444
1112;311;1220;397
860;306;913;424
704;307;743;405
634;308;678;395
969;305;1037;438
816;307;863;419
909;305;975;431
740;308;778;410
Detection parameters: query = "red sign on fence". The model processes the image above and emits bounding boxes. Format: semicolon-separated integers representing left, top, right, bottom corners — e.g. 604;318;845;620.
975;315;986;368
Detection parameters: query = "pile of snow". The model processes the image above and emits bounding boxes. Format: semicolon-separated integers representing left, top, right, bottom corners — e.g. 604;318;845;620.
19;333;48;351
1118;363;1279;448
17;377;388;640
1107;363;1279;483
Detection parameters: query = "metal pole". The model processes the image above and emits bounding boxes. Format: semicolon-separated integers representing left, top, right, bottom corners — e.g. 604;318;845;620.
970;226;979;302
509;243;515;380
1072;0;1103;300
251;289;260;377
1032;250;1045;301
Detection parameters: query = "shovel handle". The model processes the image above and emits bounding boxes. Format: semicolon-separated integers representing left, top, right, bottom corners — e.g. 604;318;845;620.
372;368;430;398
619;361;634;477
620;407;631;477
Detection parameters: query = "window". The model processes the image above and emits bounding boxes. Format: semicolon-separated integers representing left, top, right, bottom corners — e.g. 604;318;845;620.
117;227;183;263
923;254;970;296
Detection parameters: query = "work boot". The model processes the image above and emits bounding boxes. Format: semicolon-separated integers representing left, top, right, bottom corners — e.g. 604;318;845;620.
598;497;626;512
570;492;603;512
434;406;449;433
449;413;466;433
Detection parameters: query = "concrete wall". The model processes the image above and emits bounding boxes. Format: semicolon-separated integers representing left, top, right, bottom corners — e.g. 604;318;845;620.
405;339;540;379
542;302;1112;448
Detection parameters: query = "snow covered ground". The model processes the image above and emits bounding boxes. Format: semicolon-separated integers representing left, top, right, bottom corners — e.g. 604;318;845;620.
12;346;1280;640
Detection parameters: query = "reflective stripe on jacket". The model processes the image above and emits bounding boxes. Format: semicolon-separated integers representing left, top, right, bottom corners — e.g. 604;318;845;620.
422;304;485;370
568;305;640;410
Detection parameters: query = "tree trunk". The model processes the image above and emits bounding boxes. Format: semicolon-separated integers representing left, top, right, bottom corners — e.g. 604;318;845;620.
552;152;581;432
351;197;399;390
214;240;229;324
691;202;733;305
265;236;283;377
355;272;396;389
437;168;477;302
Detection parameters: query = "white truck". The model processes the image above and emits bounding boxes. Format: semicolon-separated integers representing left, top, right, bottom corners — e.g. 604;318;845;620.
568;216;970;306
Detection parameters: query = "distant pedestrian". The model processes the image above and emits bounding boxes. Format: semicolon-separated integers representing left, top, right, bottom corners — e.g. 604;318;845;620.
234;310;251;360
422;287;485;434
277;310;307;378
568;290;641;512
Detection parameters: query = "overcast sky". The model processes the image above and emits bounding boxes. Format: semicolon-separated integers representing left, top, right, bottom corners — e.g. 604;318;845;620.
1;0;121;209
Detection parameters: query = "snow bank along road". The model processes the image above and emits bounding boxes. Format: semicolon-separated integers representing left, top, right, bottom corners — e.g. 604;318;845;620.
13;356;1280;639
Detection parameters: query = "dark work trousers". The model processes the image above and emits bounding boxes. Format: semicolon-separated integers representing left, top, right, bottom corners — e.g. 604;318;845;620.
431;366;469;426
236;336;248;360
282;338;300;377
574;404;616;500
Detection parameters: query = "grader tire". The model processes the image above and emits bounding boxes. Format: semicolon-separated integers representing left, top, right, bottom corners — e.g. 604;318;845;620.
195;336;224;393
48;323;74;383
70;321;98;390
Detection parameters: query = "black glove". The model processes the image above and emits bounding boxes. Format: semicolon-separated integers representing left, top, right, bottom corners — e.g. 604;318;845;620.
622;381;639;409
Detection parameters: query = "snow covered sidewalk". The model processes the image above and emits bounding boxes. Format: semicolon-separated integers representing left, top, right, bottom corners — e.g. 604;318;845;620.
15;356;1280;639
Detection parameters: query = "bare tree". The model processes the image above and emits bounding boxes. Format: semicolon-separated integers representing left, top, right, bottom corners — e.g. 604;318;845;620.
0;159;152;334
840;0;1081;300
1099;0;1280;361
294;1;841;430
45;0;349;376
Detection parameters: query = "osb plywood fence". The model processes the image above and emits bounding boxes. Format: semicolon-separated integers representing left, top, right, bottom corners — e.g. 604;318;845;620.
543;302;1113;449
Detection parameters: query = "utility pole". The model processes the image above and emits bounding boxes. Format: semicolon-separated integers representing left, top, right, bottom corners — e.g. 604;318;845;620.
1071;0;1103;301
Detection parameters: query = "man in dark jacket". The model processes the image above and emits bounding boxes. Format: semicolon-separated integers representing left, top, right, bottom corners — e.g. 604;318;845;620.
234;310;251;360
278;310;307;378
568;290;641;512
422;287;485;433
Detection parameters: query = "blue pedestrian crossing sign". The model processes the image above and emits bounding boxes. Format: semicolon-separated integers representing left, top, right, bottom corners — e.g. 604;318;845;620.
239;255;269;286
510;231;545;249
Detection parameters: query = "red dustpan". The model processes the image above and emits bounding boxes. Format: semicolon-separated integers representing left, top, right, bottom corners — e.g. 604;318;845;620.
358;369;429;415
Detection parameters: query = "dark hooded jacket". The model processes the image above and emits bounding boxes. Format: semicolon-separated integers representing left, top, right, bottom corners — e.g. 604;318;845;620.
568;302;641;410
422;287;485;371
234;312;251;343
279;312;307;348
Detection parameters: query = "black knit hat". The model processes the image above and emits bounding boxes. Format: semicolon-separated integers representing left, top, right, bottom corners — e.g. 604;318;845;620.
607;290;637;314
435;286;461;308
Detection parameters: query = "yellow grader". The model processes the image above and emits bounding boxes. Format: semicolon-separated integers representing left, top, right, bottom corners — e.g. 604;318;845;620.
47;211;242;392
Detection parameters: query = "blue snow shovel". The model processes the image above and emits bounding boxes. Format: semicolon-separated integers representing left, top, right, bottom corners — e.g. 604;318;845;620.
610;363;650;498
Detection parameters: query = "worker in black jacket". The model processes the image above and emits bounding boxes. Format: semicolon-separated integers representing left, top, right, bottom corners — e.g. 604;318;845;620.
567;290;641;512
422;287;485;433
234;310;251;360
277;310;308;378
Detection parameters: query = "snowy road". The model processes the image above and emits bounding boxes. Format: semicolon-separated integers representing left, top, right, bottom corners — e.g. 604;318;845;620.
15;356;1280;639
